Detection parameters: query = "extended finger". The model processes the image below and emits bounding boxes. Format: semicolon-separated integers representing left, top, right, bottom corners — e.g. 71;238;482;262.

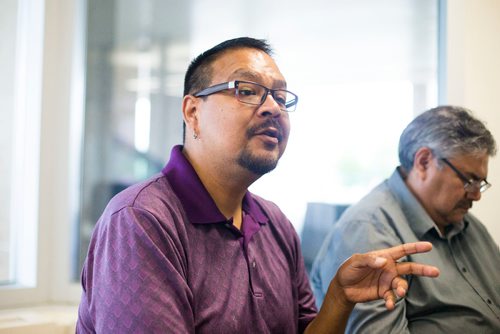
372;242;433;261
383;290;397;311
391;276;408;298
396;261;440;277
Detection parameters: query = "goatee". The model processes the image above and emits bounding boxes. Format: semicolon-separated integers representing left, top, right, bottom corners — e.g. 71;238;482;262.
238;150;279;175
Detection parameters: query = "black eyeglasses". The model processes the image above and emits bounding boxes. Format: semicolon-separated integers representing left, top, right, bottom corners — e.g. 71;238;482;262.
193;80;298;112
441;158;491;193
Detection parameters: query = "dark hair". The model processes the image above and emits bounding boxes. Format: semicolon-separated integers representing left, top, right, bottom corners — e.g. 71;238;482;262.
183;37;273;96
398;105;497;171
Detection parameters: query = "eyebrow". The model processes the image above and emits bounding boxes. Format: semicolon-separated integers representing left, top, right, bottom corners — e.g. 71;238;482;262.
470;173;485;181
460;165;485;181
463;169;484;181
229;69;287;89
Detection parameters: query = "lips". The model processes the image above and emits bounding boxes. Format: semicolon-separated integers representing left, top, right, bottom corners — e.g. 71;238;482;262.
249;119;284;143
255;127;282;142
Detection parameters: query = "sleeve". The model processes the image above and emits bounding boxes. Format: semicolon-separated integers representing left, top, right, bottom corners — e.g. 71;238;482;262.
77;206;194;334
311;217;411;334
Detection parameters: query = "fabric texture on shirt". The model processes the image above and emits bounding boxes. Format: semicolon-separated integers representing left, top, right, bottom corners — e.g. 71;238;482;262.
310;168;500;334
76;145;317;333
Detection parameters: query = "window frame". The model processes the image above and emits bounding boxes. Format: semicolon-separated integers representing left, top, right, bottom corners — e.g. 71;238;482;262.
0;0;84;308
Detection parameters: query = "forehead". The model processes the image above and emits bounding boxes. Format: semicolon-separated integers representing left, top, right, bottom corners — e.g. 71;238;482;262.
209;48;286;87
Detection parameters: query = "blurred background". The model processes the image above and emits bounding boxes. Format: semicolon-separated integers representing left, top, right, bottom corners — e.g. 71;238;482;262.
1;0;499;332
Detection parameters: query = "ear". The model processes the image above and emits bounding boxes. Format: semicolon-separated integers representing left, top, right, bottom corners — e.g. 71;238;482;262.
182;95;199;136
413;147;434;176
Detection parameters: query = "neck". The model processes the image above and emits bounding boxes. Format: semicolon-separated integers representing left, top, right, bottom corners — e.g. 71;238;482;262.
201;171;249;230
183;146;257;227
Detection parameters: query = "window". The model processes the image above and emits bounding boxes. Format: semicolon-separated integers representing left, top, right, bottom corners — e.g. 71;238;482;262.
76;0;439;275
0;0;44;306
0;0;43;286
250;2;438;233
0;0;87;308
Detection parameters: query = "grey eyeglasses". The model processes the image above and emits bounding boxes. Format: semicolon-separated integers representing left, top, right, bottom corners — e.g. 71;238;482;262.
194;80;298;112
441;158;491;193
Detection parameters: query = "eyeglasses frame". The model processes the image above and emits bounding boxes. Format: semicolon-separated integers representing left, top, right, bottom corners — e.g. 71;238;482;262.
193;80;298;112
440;158;491;193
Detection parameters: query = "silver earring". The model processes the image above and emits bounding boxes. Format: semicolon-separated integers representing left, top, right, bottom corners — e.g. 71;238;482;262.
193;133;198;139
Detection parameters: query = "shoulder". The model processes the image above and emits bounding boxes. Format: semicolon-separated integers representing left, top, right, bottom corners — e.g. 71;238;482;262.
310;182;406;305
103;173;179;215
337;181;403;233
93;173;187;239
315;182;406;264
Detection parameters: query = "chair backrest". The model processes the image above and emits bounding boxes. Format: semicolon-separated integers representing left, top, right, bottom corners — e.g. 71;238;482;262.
300;202;349;273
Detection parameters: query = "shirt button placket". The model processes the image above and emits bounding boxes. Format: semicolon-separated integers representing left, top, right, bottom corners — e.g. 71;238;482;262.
247;244;262;297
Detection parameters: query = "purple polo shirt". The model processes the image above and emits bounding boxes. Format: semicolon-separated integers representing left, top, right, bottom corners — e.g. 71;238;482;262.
77;145;317;333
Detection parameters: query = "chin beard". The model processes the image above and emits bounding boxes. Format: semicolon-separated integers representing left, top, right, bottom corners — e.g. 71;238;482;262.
237;150;279;175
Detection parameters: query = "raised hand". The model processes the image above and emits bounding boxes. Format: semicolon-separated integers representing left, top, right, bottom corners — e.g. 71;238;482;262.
305;242;440;334
333;241;440;310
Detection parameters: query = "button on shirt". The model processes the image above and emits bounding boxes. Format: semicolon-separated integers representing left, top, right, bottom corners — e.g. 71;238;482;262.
77;145;317;333
311;168;500;334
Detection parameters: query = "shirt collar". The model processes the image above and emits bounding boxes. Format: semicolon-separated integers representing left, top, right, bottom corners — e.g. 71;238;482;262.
387;167;467;239
161;145;268;225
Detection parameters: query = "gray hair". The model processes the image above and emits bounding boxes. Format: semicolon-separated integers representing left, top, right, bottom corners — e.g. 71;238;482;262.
398;105;497;171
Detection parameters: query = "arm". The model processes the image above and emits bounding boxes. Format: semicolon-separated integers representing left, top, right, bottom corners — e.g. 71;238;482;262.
77;207;194;333
304;275;354;334
305;242;439;334
310;217;417;333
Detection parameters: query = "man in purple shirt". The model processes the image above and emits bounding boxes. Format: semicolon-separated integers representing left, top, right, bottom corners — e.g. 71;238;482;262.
77;37;439;333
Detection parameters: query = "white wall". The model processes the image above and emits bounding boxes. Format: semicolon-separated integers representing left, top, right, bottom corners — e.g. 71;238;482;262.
446;0;500;245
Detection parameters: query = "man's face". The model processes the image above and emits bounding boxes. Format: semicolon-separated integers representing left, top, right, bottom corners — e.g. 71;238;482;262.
194;48;291;176
422;152;489;227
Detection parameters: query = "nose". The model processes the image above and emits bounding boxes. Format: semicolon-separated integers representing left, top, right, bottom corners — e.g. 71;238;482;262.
466;188;482;201
258;92;283;117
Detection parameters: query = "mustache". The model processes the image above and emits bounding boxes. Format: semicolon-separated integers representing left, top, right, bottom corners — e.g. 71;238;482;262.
455;200;473;210
247;119;284;141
